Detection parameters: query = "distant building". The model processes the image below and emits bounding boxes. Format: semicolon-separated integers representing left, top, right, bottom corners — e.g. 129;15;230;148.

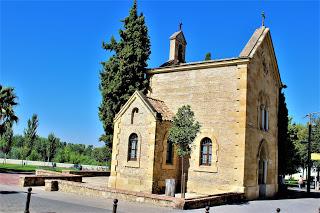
108;25;283;199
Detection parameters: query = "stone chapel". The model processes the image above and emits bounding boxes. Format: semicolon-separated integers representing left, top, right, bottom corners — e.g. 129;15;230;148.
107;25;283;200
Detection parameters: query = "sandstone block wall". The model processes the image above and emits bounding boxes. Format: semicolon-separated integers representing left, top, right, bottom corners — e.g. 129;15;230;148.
35;169;63;176
19;175;82;187
152;121;181;193
59;180;184;208
148;63;247;195
108;97;157;193
244;36;280;199
108;30;280;199
45;180;59;191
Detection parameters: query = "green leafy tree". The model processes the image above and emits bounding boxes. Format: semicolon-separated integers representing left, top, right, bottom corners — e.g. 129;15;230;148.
0;123;13;162
12;134;24;147
47;133;59;162
28;149;42;161
92;145;111;165
53;146;69;163
5;129;111;166
99;0;151;146
84;145;94;156
311;117;320;178
169;105;200;197
204;52;211;60
0;85;18;136
311;118;320;153
9;147;23;159
35;137;49;161
288;117;320;179
291;123;308;167
22;114;39;161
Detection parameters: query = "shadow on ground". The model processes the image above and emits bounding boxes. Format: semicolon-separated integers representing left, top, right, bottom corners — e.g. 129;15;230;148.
0;169;34;174
272;189;320;200
208;189;320;209
0;190;25;194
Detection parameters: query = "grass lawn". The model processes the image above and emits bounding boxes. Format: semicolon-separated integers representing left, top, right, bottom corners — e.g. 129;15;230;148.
0;163;77;173
0;163;37;172
38;166;77;172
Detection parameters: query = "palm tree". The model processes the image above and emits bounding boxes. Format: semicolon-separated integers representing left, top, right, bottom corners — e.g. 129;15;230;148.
0;85;18;136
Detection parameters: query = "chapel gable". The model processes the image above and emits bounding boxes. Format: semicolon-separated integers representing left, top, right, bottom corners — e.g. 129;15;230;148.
114;90;174;124
240;26;282;88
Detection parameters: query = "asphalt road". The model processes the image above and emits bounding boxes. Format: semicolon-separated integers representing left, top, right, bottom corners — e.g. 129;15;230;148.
0;187;110;213
1;172;320;213
0;184;178;213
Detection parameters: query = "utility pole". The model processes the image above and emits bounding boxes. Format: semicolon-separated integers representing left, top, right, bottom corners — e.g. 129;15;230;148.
307;119;311;193
305;112;320;193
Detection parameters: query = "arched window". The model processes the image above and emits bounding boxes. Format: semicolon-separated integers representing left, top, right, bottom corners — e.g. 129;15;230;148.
258;92;269;132
200;138;212;166
166;139;174;165
260;105;269;131
258;141;268;185
265;108;269;131
128;133;138;161
131;108;139;124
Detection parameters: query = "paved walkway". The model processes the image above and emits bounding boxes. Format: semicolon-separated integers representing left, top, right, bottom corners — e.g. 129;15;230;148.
82;176;109;187
0;184;179;213
0;172;33;186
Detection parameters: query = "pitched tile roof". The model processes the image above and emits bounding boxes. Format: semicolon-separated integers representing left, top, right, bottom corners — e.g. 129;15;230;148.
145;96;174;121
169;30;186;43
159;59;176;67
170;30;182;39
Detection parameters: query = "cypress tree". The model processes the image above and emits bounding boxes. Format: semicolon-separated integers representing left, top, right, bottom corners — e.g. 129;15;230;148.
204;52;211;61
99;0;151;146
278;89;299;176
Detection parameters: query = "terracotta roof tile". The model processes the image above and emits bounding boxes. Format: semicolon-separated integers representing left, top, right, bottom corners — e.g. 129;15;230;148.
159;59;175;67
145;97;174;121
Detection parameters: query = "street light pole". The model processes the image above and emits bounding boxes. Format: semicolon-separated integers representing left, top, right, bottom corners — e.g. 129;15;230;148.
307;122;312;193
304;112;320;194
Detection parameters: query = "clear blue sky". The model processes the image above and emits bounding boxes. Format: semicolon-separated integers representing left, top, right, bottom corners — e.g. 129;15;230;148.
1;1;319;146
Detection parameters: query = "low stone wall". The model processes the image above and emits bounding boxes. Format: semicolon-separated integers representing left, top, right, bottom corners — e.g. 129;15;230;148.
19;175;82;187
62;170;110;177
57;180;184;208
35;169;62;176
45;180;59;191
55;180;245;209
183;193;246;209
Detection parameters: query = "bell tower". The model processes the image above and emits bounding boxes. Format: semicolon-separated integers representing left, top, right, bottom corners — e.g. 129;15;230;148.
169;23;187;64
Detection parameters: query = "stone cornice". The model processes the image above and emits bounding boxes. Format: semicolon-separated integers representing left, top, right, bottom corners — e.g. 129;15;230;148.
148;57;250;74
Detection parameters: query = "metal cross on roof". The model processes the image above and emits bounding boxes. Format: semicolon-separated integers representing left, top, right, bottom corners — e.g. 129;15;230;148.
261;11;266;26
179;22;183;31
